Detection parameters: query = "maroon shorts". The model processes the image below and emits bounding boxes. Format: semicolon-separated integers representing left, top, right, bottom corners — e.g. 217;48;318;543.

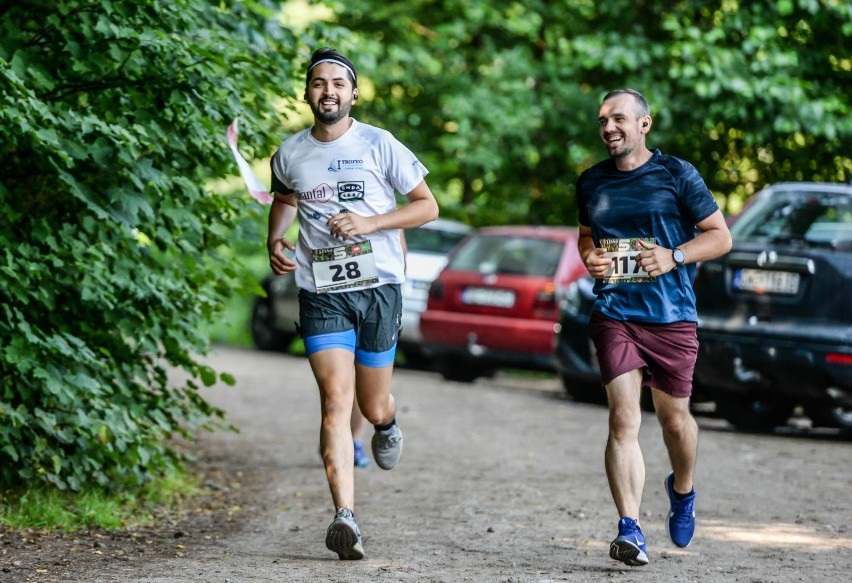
588;310;698;398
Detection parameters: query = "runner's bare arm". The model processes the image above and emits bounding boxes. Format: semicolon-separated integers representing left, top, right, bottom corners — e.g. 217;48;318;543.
677;209;733;265
267;191;298;275
635;209;733;274
327;179;439;240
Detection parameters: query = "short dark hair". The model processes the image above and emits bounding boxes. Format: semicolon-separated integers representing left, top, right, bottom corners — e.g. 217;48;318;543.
305;47;358;89
602;88;650;118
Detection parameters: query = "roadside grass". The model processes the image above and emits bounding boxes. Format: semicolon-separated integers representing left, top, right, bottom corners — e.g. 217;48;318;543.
0;468;201;531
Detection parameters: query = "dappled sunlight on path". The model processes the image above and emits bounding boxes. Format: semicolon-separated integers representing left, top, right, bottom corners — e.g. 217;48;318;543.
702;520;852;550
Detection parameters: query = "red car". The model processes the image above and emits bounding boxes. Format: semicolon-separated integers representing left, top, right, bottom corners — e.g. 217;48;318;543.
419;225;587;382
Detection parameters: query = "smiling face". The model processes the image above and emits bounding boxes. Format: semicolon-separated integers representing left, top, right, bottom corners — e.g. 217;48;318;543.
306;62;357;126
597;93;650;163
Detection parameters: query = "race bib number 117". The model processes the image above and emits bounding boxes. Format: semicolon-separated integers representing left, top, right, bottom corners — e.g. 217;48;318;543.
600;237;656;284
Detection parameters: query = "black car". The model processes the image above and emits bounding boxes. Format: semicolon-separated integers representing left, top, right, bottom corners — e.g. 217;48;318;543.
553;274;604;404
694;182;852;432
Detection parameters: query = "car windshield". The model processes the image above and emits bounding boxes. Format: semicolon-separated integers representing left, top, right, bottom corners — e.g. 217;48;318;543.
448;234;564;276
731;189;852;249
405;227;468;254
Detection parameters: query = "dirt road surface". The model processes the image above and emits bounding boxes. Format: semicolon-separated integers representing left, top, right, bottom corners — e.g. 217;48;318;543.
3;346;851;582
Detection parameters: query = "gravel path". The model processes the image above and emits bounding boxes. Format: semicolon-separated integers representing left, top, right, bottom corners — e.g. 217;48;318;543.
4;346;850;582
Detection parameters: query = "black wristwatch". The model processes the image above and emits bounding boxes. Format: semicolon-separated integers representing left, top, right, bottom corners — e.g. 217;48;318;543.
672;248;686;270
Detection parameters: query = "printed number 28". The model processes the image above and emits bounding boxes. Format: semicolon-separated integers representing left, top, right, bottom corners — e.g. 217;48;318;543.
330;262;362;282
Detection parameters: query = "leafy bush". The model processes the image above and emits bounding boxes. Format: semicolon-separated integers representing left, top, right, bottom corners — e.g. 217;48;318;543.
0;1;313;490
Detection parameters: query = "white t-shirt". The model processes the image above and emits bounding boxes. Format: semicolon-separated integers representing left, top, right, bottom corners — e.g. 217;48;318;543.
271;119;429;293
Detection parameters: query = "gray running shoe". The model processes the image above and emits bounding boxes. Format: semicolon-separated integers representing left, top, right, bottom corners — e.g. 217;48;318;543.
371;423;403;470
325;507;365;560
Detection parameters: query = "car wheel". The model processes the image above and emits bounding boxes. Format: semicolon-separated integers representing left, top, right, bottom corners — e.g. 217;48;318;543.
561;375;606;405
804;403;852;430
250;297;293;352
399;346;435;371
714;394;794;433
439;358;491;384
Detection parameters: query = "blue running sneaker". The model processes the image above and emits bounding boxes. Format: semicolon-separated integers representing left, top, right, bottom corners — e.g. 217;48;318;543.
665;472;696;547
353;439;371;468
325;507;365;560
609;517;649;566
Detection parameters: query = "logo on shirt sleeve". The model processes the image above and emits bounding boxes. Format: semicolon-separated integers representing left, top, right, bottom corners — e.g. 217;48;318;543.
338;181;365;202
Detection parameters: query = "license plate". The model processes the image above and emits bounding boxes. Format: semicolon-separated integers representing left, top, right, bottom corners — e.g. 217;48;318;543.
403;279;431;300
461;287;516;308
733;269;800;295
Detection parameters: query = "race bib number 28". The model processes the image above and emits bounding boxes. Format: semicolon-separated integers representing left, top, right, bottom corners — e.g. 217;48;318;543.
312;241;379;293
600;237;656;284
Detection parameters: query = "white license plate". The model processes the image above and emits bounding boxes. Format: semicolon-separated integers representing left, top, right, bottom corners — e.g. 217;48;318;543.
402;279;431;300
733;269;800;295
461;287;516;308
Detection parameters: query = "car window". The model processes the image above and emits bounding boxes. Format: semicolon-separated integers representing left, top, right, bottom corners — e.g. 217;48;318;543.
731;189;852;247
405;227;468;254
448;235;564;276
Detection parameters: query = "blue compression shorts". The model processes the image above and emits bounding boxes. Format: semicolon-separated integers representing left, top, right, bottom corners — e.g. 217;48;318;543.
303;330;397;368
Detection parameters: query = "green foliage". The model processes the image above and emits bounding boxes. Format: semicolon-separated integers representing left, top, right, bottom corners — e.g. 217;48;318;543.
0;1;317;491
659;0;852;209
324;0;852;222
206;242;271;347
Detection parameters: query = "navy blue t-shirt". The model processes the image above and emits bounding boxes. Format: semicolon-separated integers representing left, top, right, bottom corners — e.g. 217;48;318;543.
577;149;719;323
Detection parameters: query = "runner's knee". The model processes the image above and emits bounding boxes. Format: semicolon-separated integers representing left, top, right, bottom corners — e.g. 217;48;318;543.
657;408;695;437
608;405;642;439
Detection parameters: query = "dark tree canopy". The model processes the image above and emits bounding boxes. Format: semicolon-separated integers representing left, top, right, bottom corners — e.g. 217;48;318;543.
327;0;851;224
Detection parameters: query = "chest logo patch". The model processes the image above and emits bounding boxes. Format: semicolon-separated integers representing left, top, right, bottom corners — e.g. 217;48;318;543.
338;181;365;202
328;158;365;172
298;183;334;202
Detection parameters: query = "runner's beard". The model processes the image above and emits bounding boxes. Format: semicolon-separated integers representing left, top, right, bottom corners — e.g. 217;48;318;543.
312;100;353;125
608;143;636;160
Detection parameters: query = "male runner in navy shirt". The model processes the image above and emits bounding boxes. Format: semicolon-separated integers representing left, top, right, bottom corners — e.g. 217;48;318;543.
577;89;732;566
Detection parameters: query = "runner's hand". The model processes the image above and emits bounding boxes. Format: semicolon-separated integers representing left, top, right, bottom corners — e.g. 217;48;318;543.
635;239;675;276
583;247;612;279
327;213;377;241
269;238;297;275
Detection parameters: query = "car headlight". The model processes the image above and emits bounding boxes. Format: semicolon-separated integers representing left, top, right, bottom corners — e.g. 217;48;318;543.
560;277;596;316
560;281;583;316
